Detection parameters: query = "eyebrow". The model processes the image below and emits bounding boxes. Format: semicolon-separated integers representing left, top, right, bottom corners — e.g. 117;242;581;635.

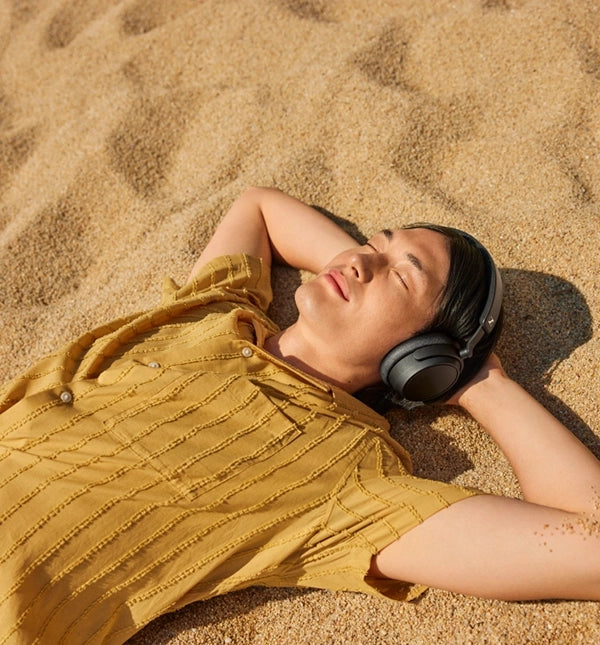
379;229;424;272
406;252;424;272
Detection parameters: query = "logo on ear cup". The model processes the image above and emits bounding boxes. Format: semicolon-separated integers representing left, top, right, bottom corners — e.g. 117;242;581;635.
380;334;462;402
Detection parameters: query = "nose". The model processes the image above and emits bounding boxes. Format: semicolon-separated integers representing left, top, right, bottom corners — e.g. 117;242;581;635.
349;249;381;282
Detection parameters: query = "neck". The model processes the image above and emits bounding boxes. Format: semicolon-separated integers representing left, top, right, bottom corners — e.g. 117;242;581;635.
263;324;375;393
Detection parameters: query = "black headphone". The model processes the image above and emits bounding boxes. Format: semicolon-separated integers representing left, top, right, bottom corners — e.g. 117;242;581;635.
379;228;503;403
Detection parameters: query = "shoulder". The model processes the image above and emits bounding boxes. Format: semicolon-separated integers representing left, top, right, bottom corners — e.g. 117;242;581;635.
162;253;273;312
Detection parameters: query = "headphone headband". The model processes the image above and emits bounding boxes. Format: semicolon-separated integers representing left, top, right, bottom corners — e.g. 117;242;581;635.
448;229;503;359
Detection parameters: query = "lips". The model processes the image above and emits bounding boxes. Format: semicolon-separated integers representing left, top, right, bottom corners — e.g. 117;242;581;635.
324;270;349;300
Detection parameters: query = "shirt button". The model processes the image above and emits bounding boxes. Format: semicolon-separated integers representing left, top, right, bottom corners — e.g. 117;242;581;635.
241;347;253;358
148;361;161;368
59;391;73;403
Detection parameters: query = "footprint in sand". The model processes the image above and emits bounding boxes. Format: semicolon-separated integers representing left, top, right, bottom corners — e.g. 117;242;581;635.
280;0;330;22
121;0;201;36
353;22;410;90
107;91;198;198
0;194;90;306
0;92;38;191
45;0;121;49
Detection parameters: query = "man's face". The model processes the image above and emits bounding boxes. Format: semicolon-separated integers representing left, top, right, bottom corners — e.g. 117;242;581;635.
294;227;451;383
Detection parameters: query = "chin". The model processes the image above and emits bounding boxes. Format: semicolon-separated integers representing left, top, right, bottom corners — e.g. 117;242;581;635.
294;281;326;319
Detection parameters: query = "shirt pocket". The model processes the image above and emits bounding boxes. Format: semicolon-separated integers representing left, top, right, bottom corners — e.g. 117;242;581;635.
104;368;303;501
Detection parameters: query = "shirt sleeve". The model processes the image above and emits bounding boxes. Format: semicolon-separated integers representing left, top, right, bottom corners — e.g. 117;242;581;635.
161;254;274;314
274;436;481;602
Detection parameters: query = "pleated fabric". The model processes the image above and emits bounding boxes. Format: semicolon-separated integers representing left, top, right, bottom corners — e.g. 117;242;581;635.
0;254;476;644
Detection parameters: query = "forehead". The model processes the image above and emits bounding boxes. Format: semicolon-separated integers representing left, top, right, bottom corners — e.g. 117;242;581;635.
375;227;451;282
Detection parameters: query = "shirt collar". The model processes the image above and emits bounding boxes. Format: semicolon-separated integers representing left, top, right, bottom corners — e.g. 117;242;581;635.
255;344;389;430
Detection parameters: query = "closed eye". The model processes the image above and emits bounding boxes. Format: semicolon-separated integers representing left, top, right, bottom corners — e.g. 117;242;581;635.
392;270;409;289
366;241;408;289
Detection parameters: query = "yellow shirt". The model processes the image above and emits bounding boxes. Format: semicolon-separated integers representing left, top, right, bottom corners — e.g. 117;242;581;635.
0;254;475;645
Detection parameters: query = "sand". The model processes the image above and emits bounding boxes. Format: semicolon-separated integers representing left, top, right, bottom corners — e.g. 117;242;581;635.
1;0;599;642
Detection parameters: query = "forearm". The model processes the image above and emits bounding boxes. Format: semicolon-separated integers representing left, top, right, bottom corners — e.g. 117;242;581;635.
459;368;600;513
252;187;359;273
190;187;359;279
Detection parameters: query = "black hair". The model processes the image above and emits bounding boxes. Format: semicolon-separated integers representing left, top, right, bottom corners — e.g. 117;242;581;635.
357;223;503;413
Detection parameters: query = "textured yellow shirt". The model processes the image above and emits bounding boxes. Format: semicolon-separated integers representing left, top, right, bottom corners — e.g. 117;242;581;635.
0;254;475;645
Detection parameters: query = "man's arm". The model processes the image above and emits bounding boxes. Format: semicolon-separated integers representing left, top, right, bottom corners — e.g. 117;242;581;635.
370;356;600;601
450;354;600;514
188;187;359;281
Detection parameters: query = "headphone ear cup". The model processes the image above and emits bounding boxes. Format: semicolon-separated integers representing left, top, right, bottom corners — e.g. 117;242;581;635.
380;333;463;402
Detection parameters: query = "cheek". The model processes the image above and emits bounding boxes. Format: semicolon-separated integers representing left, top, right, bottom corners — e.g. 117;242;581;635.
373;317;406;354
370;301;424;353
